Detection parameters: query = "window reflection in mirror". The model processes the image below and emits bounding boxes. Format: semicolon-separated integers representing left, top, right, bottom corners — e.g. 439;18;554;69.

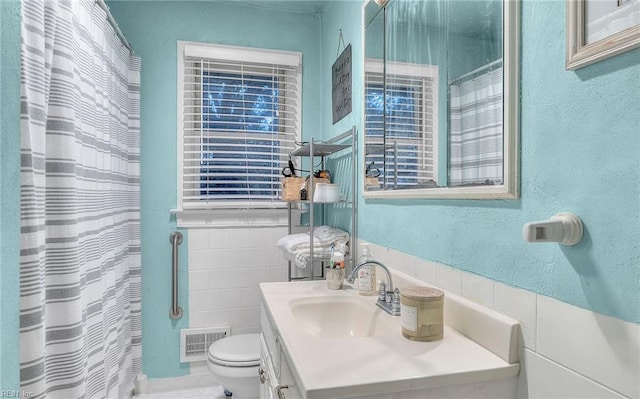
363;0;518;199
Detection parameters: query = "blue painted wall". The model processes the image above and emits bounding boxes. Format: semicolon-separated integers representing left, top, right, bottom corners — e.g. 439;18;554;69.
108;1;322;378
0;0;21;390
323;0;640;324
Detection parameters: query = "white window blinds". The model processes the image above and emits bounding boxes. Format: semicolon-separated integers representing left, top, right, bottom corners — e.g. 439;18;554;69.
179;42;301;208
364;60;438;189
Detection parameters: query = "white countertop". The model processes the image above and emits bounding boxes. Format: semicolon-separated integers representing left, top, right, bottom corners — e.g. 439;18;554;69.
260;280;520;399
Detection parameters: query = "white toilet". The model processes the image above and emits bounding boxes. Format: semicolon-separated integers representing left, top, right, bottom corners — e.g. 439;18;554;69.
207;333;261;399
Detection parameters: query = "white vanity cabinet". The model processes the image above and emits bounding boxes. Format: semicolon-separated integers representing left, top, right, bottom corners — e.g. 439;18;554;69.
277;352;301;399
260;280;521;399
259;338;275;399
260;306;302;399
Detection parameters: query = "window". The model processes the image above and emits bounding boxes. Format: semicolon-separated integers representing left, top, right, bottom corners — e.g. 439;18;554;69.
364;60;438;189
178;42;301;209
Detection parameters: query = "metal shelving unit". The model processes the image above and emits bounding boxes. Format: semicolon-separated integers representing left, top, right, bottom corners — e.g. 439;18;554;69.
286;126;358;281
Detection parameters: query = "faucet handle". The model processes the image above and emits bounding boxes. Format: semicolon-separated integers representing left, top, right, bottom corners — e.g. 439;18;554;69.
378;282;386;302
391;288;401;312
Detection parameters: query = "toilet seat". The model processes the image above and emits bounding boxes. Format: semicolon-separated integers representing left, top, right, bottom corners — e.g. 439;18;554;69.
208;333;260;367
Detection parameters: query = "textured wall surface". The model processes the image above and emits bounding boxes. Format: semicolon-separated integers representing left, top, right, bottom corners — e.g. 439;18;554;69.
320;1;364;147
0;0;21;390
324;0;640;324
108;0;322;378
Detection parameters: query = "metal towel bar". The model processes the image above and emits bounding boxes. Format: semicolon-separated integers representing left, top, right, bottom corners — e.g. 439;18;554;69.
169;231;183;320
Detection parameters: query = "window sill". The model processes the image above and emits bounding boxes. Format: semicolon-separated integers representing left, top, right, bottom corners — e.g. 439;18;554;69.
171;207;289;229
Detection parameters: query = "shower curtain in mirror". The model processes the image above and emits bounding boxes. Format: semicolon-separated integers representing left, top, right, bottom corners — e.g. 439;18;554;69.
448;66;503;186
20;0;141;397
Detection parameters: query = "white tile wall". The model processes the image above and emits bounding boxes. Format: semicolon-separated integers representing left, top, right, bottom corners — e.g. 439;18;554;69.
462;272;495;308
360;240;640;399
436;264;463;294
187;226;289;337
414;256;436;284
537;295;639;398
494;282;537;351
519;349;625;399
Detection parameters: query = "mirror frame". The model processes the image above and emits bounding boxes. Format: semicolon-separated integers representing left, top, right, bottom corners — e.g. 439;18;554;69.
361;0;520;200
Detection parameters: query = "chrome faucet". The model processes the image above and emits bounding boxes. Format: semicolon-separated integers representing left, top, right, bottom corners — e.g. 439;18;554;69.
347;260;401;316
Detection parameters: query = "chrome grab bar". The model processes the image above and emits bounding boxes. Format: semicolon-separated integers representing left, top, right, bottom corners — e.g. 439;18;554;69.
169;231;183;320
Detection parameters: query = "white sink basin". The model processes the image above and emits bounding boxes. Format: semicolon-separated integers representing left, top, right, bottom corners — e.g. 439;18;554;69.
289;295;397;338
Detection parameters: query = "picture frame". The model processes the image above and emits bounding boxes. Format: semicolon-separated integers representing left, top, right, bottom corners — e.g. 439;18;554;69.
566;0;640;70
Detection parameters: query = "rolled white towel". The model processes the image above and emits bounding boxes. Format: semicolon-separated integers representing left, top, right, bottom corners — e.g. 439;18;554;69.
276;226;349;253
277;232;310;253
312;226;349;247
277;226;350;269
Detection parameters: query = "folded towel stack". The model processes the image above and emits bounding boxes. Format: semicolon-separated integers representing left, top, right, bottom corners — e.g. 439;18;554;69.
277;226;349;269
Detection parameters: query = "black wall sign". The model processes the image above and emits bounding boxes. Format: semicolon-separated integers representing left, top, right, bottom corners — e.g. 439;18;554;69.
332;44;352;124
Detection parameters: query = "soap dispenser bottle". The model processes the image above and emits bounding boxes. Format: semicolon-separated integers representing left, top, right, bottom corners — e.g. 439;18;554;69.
357;244;377;296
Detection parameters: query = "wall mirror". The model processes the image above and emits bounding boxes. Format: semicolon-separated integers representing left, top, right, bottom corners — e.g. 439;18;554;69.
362;0;519;199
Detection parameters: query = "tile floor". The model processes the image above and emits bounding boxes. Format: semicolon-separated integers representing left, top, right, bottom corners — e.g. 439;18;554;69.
134;386;227;399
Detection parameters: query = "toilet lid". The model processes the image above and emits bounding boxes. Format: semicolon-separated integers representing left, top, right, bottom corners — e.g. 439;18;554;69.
208;333;260;367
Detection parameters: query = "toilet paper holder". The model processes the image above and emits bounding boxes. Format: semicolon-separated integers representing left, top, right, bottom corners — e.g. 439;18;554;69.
522;213;583;246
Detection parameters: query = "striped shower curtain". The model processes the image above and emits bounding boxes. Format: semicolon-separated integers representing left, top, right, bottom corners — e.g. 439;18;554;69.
20;0;141;397
448;66;503;186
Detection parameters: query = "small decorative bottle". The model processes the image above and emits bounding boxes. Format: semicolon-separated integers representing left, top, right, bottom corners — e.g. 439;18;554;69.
357;244;377;295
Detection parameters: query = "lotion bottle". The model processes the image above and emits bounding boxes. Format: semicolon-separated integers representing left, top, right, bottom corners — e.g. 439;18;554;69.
357;244;376;295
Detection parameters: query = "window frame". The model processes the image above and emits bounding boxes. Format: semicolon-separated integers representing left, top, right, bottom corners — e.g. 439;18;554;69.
176;41;302;217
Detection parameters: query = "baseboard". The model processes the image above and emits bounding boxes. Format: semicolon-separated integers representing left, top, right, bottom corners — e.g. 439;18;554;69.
134;373;216;395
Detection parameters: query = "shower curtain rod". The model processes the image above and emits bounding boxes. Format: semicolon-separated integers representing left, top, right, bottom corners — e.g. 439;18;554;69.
448;58;502;86
95;0;132;52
